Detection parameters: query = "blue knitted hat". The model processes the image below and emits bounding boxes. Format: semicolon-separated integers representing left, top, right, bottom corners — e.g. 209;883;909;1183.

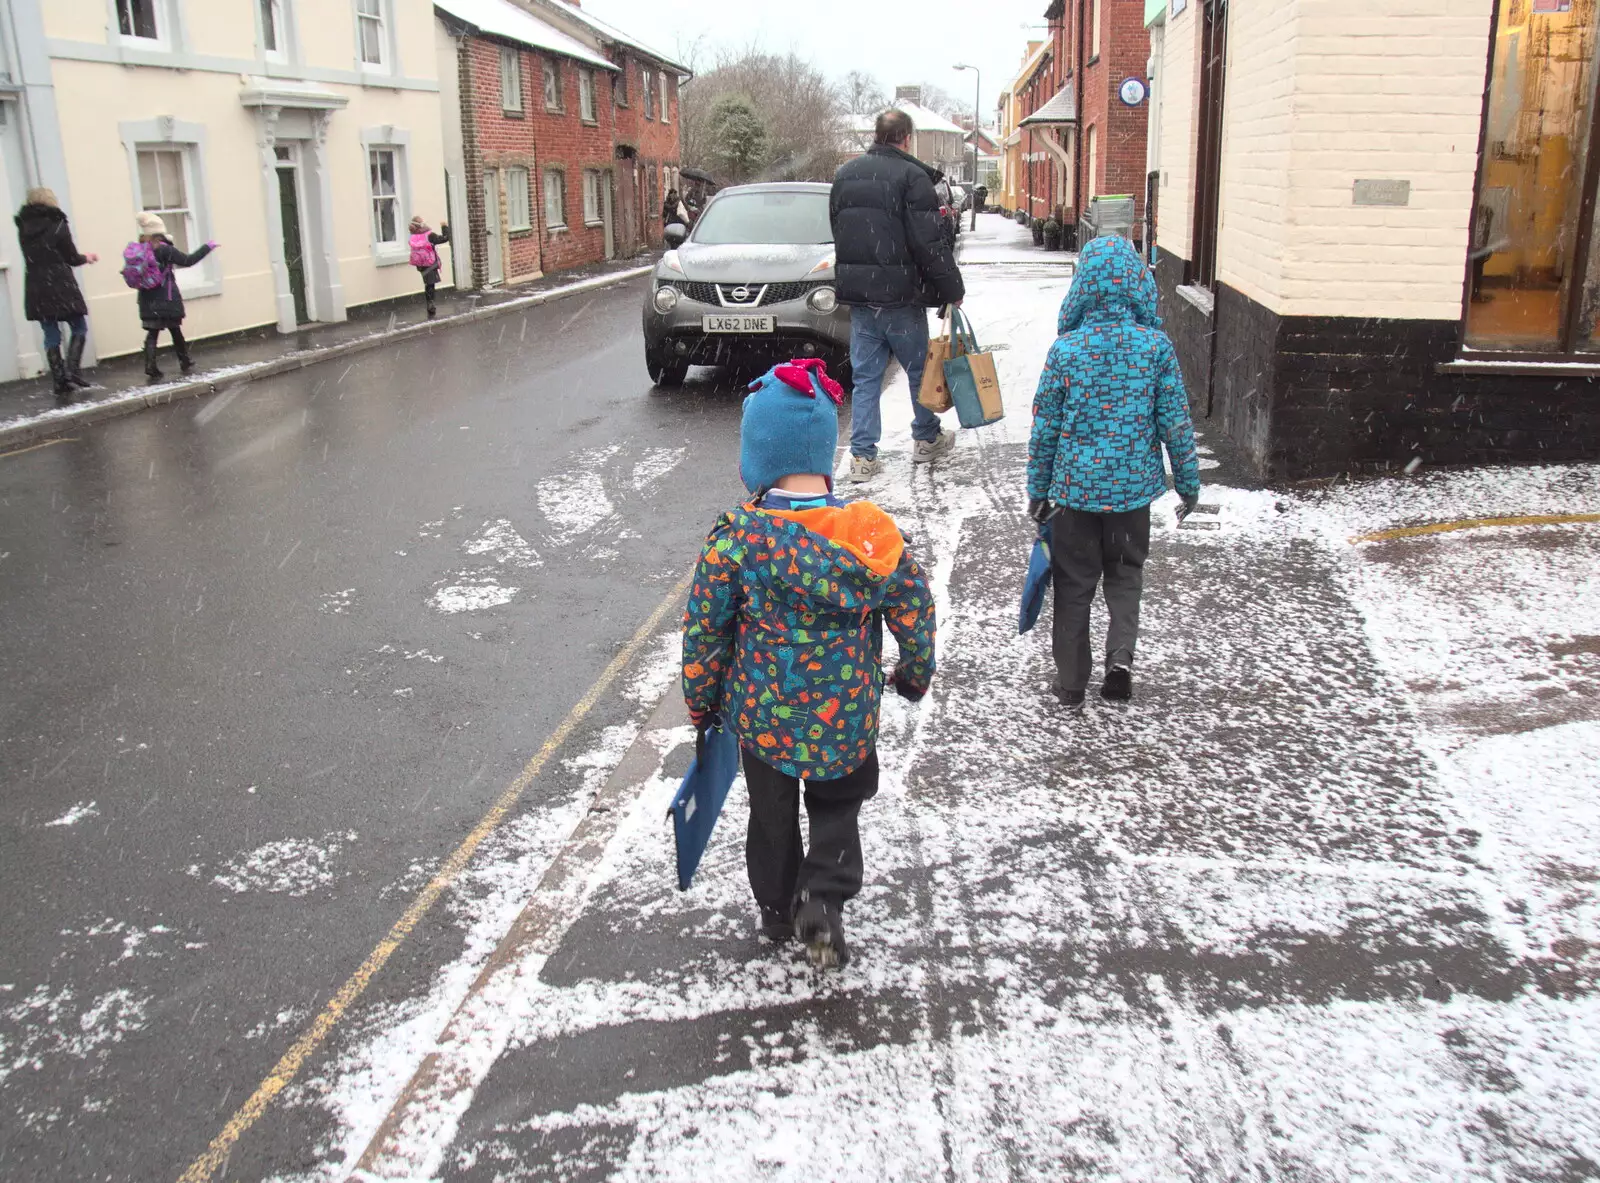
739;359;845;494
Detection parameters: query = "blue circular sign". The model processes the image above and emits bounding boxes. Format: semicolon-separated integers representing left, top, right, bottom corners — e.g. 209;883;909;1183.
1119;77;1148;107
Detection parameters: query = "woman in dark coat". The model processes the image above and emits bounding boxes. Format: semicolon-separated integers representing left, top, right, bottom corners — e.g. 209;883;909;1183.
134;211;216;380
16;187;98;398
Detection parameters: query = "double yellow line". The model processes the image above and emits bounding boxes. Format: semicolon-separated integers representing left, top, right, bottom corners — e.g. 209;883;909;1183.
177;573;690;1183
1351;512;1600;544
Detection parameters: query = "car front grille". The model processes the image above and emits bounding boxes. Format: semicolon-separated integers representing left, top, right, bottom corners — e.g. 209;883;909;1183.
670;280;821;307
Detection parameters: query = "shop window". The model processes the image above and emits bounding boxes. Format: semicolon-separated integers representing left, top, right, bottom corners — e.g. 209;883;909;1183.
1189;0;1228;290
1466;1;1600;354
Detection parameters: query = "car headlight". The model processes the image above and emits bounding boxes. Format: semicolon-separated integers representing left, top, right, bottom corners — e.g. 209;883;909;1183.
653;285;679;313
808;251;836;275
807;286;838;313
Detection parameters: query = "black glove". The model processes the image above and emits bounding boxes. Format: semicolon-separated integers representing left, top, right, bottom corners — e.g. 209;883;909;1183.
891;672;927;703
1028;498;1057;525
693;713;719;764
1175;493;1200;524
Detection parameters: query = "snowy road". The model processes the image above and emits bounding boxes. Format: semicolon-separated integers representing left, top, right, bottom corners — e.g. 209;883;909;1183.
3;217;1598;1180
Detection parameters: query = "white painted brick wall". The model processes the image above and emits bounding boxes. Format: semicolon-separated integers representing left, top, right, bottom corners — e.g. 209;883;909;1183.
1157;0;1495;321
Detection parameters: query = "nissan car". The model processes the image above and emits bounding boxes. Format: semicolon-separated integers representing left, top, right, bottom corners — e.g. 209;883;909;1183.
642;182;850;388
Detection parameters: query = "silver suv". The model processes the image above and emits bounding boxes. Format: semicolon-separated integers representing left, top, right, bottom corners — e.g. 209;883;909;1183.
642;182;850;387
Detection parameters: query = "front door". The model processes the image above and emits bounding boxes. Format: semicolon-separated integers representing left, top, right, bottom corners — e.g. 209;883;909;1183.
601;172;615;260
482;169;504;285
275;154;310;325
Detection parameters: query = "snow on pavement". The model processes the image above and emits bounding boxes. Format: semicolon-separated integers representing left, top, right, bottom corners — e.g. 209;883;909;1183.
265;233;1599;1181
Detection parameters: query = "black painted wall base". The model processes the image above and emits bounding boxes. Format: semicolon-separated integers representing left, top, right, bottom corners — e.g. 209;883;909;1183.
1153;250;1600;480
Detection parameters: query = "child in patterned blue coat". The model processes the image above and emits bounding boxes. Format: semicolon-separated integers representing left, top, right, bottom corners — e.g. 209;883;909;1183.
1027;235;1201;706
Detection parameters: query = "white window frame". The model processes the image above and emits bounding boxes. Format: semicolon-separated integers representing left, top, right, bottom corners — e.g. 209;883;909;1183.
583;169;602;226
543;167;567;231
500;46;523;113
354;0;396;75
641;66;654;120
578;69;596;123
256;0;297;64
542;57;563;112
615;56;629;107
107;0;185;55
506;166;533;232
659;71;670;123
118;117;220;298
1092;0;1103;58
359;126;413;264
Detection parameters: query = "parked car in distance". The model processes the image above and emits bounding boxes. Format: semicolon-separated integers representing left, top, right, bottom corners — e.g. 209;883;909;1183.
950;184;971;213
934;178;960;246
642;182;850;388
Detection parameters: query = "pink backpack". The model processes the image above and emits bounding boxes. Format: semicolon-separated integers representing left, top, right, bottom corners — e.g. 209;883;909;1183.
408;232;438;269
121;240;165;290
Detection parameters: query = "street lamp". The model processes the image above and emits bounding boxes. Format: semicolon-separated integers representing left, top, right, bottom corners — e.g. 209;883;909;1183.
954;63;980;231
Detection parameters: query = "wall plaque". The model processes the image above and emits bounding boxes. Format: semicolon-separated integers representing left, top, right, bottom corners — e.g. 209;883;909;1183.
1353;179;1411;207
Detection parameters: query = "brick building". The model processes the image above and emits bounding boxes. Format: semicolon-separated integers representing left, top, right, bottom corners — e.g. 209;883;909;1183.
1016;0;1152;243
1146;0;1600;480
434;0;685;288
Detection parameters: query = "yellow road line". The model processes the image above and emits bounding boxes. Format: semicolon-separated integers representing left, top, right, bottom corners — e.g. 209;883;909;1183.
0;437;78;459
176;572;691;1183
1352;512;1600;545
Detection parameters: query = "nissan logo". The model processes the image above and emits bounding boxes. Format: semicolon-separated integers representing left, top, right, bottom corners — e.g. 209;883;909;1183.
729;286;751;302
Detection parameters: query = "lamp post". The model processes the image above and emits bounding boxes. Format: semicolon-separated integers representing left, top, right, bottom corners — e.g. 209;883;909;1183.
954;63;980;231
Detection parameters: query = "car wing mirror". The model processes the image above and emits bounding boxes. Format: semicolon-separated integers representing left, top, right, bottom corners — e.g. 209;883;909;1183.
663;223;689;247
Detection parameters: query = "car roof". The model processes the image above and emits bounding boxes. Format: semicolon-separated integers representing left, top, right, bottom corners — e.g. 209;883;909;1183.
709;182;833;197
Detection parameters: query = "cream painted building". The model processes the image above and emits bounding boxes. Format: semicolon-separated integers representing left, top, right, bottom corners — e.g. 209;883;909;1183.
1148;0;1600;480
1;0;446;373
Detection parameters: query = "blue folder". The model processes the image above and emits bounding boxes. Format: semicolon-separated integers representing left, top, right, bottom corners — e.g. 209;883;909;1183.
669;718;740;891
1018;521;1053;634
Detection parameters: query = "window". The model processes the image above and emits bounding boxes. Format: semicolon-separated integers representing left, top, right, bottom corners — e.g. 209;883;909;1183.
501;46;523;113
136;147;194;251
1189;0;1227;290
642;67;655;120
660;71;670;122
1465;2;1600;354
259;0;281;54
583;169;602;225
647;162;658;215
1091;0;1102;58
615;56;629;106
579;69;596;122
543;58;562;111
506;167;532;231
543;167;566;229
368;147;400;244
117;0;160;40
356;0;385;67
1087;125;1098;201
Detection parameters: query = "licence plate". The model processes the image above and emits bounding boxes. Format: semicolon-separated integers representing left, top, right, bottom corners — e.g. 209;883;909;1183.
703;314;775;333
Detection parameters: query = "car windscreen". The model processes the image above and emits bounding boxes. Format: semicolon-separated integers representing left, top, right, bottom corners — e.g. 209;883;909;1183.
691;192;833;246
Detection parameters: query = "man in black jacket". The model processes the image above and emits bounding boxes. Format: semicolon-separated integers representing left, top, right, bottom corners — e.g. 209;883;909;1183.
831;109;965;484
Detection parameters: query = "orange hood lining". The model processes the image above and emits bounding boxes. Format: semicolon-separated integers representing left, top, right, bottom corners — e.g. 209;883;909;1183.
761;501;905;577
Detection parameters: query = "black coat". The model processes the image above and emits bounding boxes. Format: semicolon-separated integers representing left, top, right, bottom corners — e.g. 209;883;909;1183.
16;203;89;323
138;238;212;327
829;145;964;309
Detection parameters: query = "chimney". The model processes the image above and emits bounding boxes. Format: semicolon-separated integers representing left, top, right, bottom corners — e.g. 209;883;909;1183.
894;85;922;105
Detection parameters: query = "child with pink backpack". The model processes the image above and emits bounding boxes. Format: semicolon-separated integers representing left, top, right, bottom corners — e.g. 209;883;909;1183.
408;216;450;318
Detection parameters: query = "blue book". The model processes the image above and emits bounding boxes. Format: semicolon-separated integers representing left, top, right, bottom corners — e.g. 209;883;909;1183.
669;719;740;891
1018;522;1052;634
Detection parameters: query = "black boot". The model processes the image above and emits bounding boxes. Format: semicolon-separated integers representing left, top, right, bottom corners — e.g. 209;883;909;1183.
46;346;72;398
143;334;163;380
794;893;849;969
65;333;93;389
1100;666;1133;702
172;327;193;374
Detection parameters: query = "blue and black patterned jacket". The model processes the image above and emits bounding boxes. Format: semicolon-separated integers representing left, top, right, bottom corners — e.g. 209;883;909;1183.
1027;236;1201;514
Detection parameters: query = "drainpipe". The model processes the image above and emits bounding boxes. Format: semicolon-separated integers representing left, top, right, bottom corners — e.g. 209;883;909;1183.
1075;0;1086;233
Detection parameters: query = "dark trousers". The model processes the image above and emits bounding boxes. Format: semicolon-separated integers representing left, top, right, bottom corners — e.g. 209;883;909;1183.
421;266;440;312
1050;505;1152;692
143;325;190;370
742;749;878;911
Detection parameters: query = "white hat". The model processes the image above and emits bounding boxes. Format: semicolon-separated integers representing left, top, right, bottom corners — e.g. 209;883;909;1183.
136;211;167;236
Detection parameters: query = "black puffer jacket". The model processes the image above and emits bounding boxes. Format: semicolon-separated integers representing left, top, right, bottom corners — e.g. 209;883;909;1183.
16;203;89;323
830;145;964;309
138;238;213;327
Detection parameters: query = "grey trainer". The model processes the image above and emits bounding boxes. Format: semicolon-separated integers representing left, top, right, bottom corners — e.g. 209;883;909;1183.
912;430;957;464
847;455;882;484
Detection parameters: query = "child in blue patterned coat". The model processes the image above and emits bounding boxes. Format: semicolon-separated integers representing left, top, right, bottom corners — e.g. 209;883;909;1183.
1027;235;1201;706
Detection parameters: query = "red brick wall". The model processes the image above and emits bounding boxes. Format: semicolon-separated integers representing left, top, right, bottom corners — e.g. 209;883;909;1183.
461;35;622;282
608;50;682;252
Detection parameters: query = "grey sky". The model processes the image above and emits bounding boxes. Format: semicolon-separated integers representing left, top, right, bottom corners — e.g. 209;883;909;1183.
579;0;1050;123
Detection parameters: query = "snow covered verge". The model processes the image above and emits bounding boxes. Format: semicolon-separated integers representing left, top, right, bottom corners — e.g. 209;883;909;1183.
268;250;1599;1181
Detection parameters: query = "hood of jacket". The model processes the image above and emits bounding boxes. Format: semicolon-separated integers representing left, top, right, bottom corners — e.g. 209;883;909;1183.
15;203;66;244
1057;234;1161;335
738;500;905;610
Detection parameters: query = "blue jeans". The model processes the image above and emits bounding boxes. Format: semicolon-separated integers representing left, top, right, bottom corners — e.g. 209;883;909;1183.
848;305;941;459
40;317;88;351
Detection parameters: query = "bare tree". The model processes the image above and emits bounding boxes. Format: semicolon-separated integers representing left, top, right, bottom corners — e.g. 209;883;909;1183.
839;70;887;116
918;82;974;121
681;48;848;183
